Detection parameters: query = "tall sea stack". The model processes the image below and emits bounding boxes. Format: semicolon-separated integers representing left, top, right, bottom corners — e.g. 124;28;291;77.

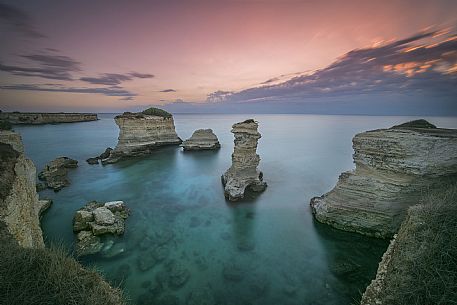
104;108;181;163
310;120;457;238
222;119;267;201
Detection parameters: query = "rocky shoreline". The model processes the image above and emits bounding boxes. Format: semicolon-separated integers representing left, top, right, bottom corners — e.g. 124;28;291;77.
0;112;98;125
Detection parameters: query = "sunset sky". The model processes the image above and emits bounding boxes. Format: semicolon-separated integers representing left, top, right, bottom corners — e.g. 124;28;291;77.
0;0;456;114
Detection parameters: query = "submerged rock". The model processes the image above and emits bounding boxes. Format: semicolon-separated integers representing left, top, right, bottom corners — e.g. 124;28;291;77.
222;119;267;201
0;130;45;248
181;129;220;151
167;261;191;289
310;120;457;238
103;108;181;163
72;200;130;256
38;157;78;191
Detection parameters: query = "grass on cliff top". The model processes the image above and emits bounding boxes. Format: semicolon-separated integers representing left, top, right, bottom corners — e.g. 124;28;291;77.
0;241;127;305
141;107;172;118
377;184;457;305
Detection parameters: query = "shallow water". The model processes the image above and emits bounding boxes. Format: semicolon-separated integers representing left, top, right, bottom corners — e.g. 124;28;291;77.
15;114;457;305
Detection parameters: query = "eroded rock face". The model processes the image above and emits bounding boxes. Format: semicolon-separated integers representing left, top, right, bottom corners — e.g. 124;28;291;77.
222;119;267;201
310;120;457;238
73;200;130;256
38;157;78;191
0;130;44;248
181;129;220;151
103;111;181;163
0;112;98;125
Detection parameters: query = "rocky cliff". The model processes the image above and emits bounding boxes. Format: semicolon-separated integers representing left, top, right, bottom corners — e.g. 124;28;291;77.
222;119;267;201
104;109;181;163
181;129;220;151
0;112;98;124
0;130;46;248
310;120;457;238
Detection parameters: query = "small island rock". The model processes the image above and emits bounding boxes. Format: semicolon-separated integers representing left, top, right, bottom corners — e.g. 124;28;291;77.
38;157;78;191
181;129;220;151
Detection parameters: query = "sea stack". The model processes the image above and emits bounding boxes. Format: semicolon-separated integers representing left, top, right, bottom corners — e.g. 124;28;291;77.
222;119;267;201
181;129;220;151
103;107;181;163
310;120;457;238
0;130;49;248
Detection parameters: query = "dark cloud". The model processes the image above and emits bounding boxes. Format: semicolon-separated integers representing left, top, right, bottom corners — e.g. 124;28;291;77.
0;83;136;97
81;72;154;85
0;3;45;38
119;96;134;101
0;53;81;80
207;30;457;104
160;89;176;92
129;72;154;78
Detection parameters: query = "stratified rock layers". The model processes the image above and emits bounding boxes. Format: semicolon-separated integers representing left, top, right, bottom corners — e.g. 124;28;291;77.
0;112;97;124
310;120;457;238
38;157;78;191
181;129;220;151
222;119;267;201
0;131;44;248
104;112;181;163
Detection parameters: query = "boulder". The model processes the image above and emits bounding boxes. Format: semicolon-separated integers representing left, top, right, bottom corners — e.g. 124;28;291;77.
222;119;267;201
181;129;220;151
72;200;130;256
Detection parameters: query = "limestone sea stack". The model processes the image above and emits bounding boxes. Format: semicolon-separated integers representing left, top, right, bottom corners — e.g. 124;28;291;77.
310;119;457;238
222;119;267;201
38;157;78;191
181;129;220;151
103;107;181;163
0;130;50;248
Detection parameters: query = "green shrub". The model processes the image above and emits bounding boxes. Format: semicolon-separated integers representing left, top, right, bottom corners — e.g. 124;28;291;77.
0;120;12;130
0;241;127;305
375;184;457;305
141;107;172;118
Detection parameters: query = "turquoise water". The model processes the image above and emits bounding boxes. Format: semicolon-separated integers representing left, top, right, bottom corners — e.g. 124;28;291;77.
15;114;457;305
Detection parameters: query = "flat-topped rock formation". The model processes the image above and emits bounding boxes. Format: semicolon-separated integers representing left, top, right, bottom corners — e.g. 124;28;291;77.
73;200;130;256
181;129;220;151
310;120;457;238
103;108;181;163
0;112;98;124
222;119;267;201
0;130;49;248
38;157;78;191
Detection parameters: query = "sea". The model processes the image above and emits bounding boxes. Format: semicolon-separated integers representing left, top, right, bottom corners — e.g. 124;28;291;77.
14;114;457;305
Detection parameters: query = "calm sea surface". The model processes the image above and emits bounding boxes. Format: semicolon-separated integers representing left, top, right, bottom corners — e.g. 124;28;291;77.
15;114;457;305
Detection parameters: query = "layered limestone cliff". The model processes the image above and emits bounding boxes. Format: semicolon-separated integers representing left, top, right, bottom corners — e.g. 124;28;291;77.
104;109;181;163
222;119;267;201
0;130;46;248
0;112;98;124
181;129;220;151
310;120;457;238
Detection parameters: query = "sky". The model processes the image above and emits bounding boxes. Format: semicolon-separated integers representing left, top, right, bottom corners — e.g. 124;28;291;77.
0;0;456;114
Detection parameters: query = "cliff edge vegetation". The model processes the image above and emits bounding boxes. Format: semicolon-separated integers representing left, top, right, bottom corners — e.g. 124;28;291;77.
0;240;127;305
361;185;457;305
